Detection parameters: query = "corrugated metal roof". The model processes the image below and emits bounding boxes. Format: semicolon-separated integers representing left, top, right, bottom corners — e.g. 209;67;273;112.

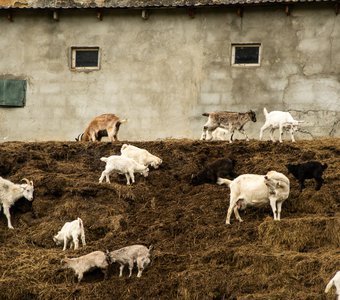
0;0;337;9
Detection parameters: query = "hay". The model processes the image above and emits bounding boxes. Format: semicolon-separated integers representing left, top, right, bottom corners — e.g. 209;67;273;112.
0;139;339;299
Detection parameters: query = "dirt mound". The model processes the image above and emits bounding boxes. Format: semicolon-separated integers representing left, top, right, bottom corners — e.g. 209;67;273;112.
0;139;339;300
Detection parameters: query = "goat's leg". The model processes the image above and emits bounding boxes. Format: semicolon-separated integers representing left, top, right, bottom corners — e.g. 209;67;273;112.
279;125;284;143
136;257;144;278
315;177;323;191
3;205;14;229
73;236;79;250
233;206;243;222
125;173;131;185
99;171;106;183
269;128;276;142
276;201;283;220
107;127;117;142
269;198;278;220
63;236;68;251
128;259;134;277
119;264;124;277
226;205;234;225
129;171;135;184
299;179;305;191
289;127;296;142
259;124;270;141
239;128;250;142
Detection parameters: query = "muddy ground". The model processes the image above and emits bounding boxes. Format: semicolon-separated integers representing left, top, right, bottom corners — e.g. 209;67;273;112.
0;138;339;300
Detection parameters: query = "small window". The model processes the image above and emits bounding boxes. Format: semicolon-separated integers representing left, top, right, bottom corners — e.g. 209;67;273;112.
0;80;26;107
231;44;261;66
71;47;100;70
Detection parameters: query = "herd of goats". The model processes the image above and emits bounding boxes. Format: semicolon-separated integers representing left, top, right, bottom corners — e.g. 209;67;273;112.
0;107;338;297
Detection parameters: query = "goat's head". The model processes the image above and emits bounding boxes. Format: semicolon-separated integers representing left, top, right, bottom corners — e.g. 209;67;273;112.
53;235;62;245
141;167;149;178
150;158;162;169
21;178;34;201
248;110;257;122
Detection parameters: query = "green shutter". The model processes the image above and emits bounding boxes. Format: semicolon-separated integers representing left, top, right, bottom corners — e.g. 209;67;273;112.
0;80;27;107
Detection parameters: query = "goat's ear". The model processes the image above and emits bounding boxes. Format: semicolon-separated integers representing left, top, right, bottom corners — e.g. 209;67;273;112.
298;120;305;123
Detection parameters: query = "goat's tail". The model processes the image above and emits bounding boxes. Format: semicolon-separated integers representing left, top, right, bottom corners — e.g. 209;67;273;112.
323;163;328;170
263;107;269;118
100;157;108;162
202;112;210;117
325;278;334;293
217;177;232;186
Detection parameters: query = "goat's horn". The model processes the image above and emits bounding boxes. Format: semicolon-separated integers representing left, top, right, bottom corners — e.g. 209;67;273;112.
21;178;30;184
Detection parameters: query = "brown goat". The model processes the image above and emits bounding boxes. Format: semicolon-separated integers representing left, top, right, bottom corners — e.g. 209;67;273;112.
76;114;127;142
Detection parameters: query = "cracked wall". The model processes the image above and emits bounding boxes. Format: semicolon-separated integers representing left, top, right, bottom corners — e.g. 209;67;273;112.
0;4;339;142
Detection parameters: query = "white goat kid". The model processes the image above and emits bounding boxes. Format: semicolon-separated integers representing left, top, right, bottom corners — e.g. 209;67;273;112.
99;155;149;185
217;171;290;225
325;271;340;299
0;177;34;229
53;217;86;251
107;245;152;278
61;251;110;282
259;107;304;143
211;127;230;141
120;144;162;169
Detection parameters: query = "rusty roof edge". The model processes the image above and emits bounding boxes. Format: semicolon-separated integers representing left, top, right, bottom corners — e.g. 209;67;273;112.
0;0;338;9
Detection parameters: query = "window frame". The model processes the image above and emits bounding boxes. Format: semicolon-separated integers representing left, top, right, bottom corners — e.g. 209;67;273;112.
70;47;101;71
231;43;262;67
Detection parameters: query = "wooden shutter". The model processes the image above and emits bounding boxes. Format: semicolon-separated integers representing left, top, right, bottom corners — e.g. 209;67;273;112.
0;80;27;107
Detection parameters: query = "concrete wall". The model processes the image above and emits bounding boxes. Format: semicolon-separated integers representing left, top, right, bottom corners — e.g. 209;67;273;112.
0;4;339;142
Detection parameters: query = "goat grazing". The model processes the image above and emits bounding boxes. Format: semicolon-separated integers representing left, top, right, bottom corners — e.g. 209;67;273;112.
190;158;237;186
201;110;257;143
121;144;162;169
107;245;152;278
286;161;328;191
76;113;127;142
61;251;110;282
53;217;86;251
99;155;149;185
0;177;34;229
259;107;304;143
325;271;340;299
217;171;290;225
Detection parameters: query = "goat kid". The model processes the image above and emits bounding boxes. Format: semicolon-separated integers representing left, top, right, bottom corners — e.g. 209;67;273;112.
201;110;257;143
53;217;86;251
0;177;34;229
76;113;127;142
61;251;110;282
259;107;304;143
99;155;149;185
107;245;152;278
120;144;162;169
190;158;237;186
286;161;328;191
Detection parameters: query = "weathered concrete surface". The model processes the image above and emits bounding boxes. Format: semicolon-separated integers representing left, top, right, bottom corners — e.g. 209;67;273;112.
0;5;339;142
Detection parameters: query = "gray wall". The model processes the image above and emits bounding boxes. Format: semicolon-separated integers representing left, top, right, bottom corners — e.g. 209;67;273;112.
0;5;339;142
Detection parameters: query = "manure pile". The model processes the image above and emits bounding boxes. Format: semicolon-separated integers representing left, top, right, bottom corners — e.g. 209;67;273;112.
0;139;339;300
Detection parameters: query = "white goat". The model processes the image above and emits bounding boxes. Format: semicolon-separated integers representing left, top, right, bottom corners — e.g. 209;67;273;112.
99;155;149;185
107;245;152;278
53;217;86;251
61;250;109;282
211;127;230;141
201;110;257;143
259;107;304;143
0;177;34;229
120;144;162;169
217;171;290;225
325;271;340;299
